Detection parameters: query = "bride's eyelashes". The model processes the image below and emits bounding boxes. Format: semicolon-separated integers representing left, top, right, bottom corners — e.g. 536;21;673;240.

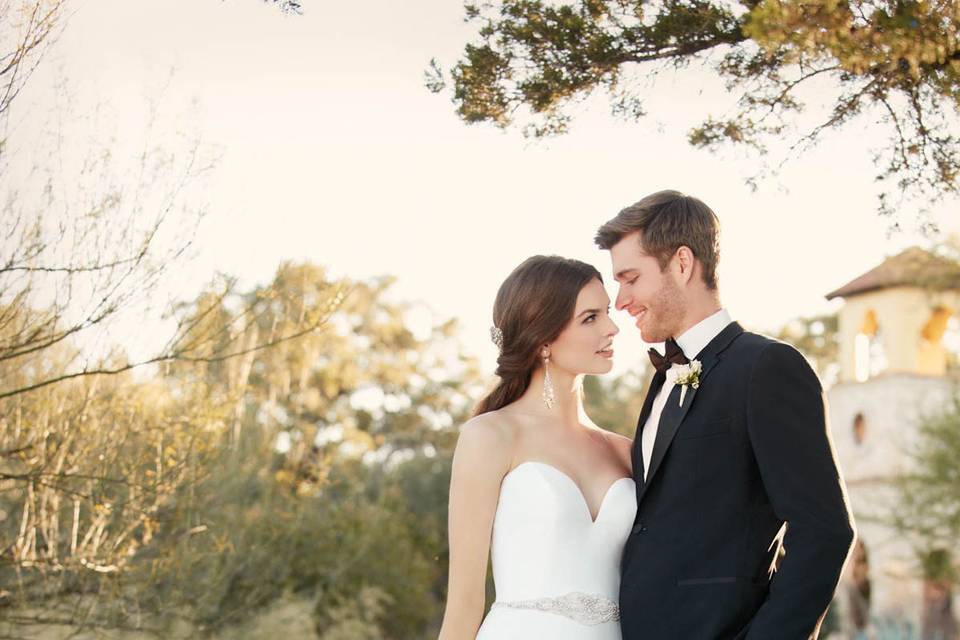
582;307;611;324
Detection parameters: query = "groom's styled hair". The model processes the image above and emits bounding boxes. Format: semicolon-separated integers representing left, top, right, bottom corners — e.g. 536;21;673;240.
594;190;721;290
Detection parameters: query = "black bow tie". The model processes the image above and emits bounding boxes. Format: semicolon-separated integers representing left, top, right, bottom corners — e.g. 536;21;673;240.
648;338;689;374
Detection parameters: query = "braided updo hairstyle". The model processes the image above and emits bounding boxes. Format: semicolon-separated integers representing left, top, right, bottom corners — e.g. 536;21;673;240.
473;255;603;417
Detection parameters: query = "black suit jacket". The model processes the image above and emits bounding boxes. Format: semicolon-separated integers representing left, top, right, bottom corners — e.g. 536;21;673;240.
619;322;855;640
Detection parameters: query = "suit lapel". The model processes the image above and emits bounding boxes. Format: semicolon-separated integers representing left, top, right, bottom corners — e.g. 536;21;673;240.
632;370;665;483
638;322;745;503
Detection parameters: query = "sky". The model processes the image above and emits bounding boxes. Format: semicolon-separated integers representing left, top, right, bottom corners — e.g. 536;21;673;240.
9;0;957;375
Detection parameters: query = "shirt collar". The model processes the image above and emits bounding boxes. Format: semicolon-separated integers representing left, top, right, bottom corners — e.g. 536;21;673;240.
675;308;733;360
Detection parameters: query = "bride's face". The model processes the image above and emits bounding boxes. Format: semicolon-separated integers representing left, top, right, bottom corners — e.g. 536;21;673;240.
548;278;619;376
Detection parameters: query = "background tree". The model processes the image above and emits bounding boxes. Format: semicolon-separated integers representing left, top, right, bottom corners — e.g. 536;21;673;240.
889;396;960;639
0;1;68;125
429;0;960;222
0;0;293;134
0;114;214;401
891;394;960;568
0;263;347;631
0;261;482;638
139;264;481;638
583;368;651;436
265;0;303;12
775;312;839;385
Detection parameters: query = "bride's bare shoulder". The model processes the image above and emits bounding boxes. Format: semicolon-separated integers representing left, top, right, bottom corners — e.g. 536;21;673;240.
454;410;518;465
591;425;633;469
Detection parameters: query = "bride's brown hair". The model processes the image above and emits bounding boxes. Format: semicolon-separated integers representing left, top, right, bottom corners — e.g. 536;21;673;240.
473;255;603;417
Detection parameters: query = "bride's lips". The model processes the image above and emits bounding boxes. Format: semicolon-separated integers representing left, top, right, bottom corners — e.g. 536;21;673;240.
597;344;614;358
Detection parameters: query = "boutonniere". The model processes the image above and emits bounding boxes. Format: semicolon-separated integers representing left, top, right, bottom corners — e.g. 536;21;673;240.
666;360;702;407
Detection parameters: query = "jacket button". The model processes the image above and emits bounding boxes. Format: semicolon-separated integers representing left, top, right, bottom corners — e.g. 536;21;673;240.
633;521;647;534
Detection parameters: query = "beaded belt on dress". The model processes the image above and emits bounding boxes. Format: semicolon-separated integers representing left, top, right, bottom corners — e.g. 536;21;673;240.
491;591;620;625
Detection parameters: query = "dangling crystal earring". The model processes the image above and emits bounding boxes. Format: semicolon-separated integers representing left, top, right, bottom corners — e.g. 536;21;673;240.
542;353;555;410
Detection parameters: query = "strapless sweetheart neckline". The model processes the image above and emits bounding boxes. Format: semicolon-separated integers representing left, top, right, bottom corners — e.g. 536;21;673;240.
503;461;633;524
477;457;637;637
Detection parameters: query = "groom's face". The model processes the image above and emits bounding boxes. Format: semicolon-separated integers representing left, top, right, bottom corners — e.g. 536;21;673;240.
609;232;684;344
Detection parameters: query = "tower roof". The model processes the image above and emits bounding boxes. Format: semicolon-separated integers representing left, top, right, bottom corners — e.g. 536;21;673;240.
825;246;960;300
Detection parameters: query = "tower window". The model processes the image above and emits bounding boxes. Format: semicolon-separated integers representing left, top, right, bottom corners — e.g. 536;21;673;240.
855;309;886;382
853;412;866;445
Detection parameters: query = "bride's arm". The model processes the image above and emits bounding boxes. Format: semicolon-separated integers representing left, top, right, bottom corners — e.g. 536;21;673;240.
438;414;512;640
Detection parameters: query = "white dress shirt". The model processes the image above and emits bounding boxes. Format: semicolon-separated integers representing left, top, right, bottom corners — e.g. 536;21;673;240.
641;308;733;480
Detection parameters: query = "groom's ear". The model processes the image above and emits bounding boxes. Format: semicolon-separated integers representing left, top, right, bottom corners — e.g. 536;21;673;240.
674;246;697;285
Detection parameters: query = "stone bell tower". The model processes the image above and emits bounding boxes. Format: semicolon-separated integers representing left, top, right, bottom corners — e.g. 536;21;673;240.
824;247;960;637
829;246;960;384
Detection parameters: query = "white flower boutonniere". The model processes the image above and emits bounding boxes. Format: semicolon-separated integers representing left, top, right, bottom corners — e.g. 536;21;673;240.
666;359;702;407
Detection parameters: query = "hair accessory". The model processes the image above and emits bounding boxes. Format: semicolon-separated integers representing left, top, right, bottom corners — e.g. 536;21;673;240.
490;326;504;352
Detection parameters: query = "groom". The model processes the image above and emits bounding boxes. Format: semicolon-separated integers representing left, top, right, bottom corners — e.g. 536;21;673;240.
596;191;855;639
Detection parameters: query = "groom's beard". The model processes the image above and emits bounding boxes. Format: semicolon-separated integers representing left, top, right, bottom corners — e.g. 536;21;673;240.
639;278;685;344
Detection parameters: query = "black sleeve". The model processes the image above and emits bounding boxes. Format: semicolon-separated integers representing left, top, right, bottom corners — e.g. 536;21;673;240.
744;342;856;639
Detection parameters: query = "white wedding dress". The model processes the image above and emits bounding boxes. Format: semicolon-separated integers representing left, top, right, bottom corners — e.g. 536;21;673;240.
476;461;637;639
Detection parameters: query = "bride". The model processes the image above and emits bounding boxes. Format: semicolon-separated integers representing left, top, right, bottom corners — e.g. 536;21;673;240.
438;255;636;640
